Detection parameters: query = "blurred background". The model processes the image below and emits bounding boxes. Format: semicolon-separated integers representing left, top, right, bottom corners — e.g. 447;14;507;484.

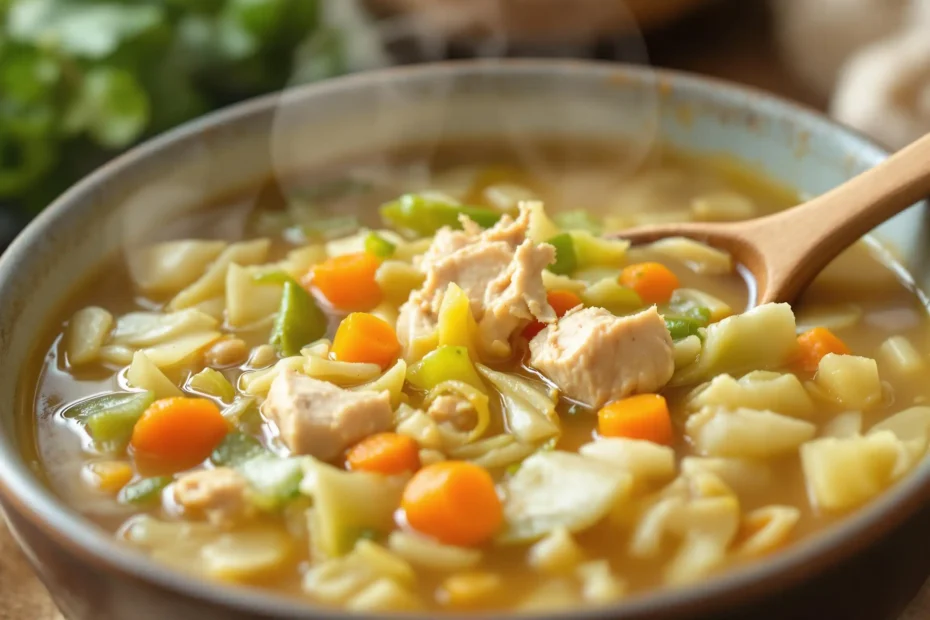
1;0;928;251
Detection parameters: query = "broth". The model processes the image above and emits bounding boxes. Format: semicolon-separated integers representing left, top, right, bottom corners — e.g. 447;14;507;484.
21;140;930;612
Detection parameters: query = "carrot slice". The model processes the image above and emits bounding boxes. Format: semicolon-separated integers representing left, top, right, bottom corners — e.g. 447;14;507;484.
795;327;851;373
310;252;382;311
346;433;421;475
401;461;502;546
619;262;679;305
130;397;229;471
598;393;673;445
331;312;401;369
523;289;583;340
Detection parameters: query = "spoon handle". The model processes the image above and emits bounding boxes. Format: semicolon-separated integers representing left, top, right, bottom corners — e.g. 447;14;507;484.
746;132;930;304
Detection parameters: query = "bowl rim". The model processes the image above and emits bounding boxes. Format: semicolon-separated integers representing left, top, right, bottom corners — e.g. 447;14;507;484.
0;58;920;620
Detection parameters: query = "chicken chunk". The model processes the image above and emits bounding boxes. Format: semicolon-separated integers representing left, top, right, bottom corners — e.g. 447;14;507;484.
263;372;392;461
398;204;556;359
427;394;477;432
174;467;250;526
529;306;674;408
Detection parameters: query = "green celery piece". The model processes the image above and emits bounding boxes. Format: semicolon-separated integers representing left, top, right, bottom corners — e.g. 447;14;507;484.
211;432;268;467
252;270;292;285
665;316;705;341
364;231;396;259
380;193;501;236
546;233;577;276
406;346;484;391
553;210;603;235
238;455;305;511
188;368;236;403
270;280;327;357
63;391;154;453
667;295;712;327
118;476;172;506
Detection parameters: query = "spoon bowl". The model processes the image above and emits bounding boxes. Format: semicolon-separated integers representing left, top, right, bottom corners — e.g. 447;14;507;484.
620;132;930;305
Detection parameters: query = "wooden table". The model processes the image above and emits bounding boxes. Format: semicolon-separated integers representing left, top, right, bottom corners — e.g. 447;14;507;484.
1;1;927;618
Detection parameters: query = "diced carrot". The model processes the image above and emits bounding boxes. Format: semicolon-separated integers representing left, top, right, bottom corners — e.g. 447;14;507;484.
130;398;229;471
619;262;680;305
522;289;583;340
84;461;134;494
309;252;382;311
346;433;421;475
598;393;674;445
401;461;502;546
331;312;401;369
795;327;851;373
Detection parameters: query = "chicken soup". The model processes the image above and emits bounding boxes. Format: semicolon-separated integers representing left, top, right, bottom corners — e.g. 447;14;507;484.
23;141;930;612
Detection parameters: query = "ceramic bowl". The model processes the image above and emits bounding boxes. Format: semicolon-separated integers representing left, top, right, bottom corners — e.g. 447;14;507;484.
1;60;928;620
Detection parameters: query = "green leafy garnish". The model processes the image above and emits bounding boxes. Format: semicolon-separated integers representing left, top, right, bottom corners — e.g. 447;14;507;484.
270;280;327;357
118;475;172;506
380;193;502;236
546;233;577;276
364;231;396;259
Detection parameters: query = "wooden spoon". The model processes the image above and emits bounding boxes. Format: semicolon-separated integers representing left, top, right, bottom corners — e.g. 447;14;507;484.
619;133;930;306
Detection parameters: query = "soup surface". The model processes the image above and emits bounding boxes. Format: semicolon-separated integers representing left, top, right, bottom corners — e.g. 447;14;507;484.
24;141;930;612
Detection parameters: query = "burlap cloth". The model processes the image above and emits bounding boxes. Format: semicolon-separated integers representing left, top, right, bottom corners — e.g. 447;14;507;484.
2;2;929;619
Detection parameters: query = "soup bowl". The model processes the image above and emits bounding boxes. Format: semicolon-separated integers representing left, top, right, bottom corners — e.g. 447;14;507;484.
1;60;930;620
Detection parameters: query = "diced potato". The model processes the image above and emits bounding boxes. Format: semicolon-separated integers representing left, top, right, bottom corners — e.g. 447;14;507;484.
579;438;676;488
226;264;284;327
375;261;425;305
736;505;800;558
201;527;291;582
142;331;222;369
387;531;482;571
65;307;114;365
801;432;903;512
169;239;271;310
868;406;930;474
498;451;632;543
646;237;732;275
685;407;816;458
672;303;797;386
878;335;925;377
439;572;503;608
527;527;585;575
353;539;416;587
687;371;815;419
126;351;182;399
815;353;882;410
302;461;408;558
128;240;226;294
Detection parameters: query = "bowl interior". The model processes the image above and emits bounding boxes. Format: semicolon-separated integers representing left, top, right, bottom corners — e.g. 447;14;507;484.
1;60;928;619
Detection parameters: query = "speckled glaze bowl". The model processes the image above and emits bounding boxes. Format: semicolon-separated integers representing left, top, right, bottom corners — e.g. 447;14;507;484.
1;60;929;620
